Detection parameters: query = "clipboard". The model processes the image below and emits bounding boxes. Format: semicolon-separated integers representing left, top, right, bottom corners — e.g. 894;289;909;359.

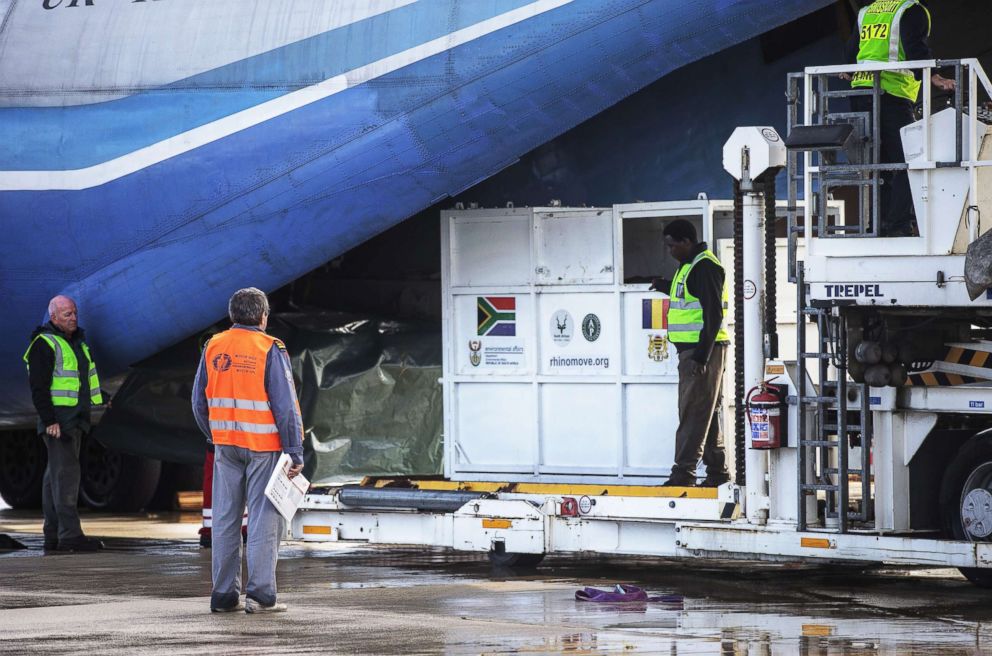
263;453;310;522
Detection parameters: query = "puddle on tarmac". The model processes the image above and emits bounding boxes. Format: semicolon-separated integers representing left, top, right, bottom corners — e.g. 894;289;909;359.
3;516;992;654
378;553;991;655
440;566;992;654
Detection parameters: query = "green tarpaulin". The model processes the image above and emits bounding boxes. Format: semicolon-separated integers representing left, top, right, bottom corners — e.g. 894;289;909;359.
93;312;443;483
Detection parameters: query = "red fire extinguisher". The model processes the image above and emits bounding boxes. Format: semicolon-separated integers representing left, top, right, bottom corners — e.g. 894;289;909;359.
745;380;786;449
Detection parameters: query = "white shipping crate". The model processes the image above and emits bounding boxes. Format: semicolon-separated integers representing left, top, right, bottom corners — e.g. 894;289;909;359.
441;202;715;483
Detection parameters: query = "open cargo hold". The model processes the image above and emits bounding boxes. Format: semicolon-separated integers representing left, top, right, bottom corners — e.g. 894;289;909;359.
93;312;443;484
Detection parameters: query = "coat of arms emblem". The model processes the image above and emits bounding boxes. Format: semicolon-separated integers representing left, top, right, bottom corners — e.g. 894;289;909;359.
648;334;668;362
469;340;482;367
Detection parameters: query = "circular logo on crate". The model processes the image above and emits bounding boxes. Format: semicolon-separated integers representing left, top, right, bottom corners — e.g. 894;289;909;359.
743;279;757;300
578;495;594;514
581;313;601;342
468;340;482;367
550;310;573;346
761;127;780;142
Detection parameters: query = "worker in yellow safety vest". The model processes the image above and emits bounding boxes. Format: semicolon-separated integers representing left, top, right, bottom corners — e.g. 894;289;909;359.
651;220;731;487
23;295;105;552
842;0;955;236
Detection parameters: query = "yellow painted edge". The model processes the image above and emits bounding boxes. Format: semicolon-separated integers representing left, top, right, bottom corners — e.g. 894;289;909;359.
801;624;834;637
482;518;512;529
512;483;718;499
302;525;333;535
800;537;833;549
400;480;505;493
366;479;718;499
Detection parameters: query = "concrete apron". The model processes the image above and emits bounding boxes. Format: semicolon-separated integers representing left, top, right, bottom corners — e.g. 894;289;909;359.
2;510;992;654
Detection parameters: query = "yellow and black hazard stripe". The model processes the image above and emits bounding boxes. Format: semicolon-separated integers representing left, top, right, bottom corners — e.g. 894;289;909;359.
906;345;992;386
907;371;982;387
906;346;992;387
944;346;992;369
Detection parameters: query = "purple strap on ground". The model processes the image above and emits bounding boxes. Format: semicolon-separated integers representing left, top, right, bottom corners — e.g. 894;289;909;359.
574;584;682;603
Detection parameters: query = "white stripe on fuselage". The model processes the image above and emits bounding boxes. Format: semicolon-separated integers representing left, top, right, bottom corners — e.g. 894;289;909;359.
0;0;573;192
0;0;418;108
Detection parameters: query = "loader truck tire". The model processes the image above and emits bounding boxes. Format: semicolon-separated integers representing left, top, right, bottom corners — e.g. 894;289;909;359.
487;551;545;569
940;430;992;587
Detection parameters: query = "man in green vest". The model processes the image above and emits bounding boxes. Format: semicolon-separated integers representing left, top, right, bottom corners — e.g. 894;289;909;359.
843;0;955;236
651;220;731;487
24;295;105;552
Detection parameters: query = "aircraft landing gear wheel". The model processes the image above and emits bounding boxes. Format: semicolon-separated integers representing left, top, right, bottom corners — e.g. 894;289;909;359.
487;551;545;569
939;436;992;587
79;436;161;512
0;430;46;509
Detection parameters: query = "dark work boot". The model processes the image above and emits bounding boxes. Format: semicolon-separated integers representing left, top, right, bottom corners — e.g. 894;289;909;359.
57;536;104;552
700;474;731;488
661;475;696;487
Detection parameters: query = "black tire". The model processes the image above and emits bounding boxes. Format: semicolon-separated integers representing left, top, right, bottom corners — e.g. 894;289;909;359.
939;433;992;587
147;461;204;511
78;436;162;512
0;429;46;509
487;551;545;569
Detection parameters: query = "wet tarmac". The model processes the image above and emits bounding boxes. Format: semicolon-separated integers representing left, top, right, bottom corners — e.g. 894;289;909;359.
2;509;992;654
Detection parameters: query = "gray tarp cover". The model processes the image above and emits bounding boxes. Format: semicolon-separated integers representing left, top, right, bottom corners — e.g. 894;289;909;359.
92;313;443;483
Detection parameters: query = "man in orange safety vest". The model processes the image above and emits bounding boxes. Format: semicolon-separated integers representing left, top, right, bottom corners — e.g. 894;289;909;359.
192;288;304;614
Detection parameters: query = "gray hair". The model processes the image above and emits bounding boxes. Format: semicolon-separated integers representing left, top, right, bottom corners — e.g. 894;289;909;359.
48;295;76;319
228;288;269;326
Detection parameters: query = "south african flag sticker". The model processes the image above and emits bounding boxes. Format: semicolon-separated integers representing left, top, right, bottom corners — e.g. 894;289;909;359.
477;296;516;336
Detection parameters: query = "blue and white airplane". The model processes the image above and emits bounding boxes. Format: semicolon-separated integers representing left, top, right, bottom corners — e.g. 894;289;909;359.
0;0;831;424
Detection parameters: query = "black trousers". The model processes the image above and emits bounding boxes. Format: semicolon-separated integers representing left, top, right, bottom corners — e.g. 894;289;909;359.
41;426;85;542
851;94;916;235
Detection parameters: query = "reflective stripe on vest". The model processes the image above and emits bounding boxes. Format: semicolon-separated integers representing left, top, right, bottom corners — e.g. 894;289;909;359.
667;250;730;344
204;328;282;452
207;420;279;434
207;397;272;411
851;0;930;102
22;333;103;406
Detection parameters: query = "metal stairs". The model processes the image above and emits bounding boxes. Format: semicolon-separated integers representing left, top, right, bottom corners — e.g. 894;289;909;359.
795;268;874;533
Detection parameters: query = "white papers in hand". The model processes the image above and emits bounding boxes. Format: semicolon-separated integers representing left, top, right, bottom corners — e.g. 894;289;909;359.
264;453;310;522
